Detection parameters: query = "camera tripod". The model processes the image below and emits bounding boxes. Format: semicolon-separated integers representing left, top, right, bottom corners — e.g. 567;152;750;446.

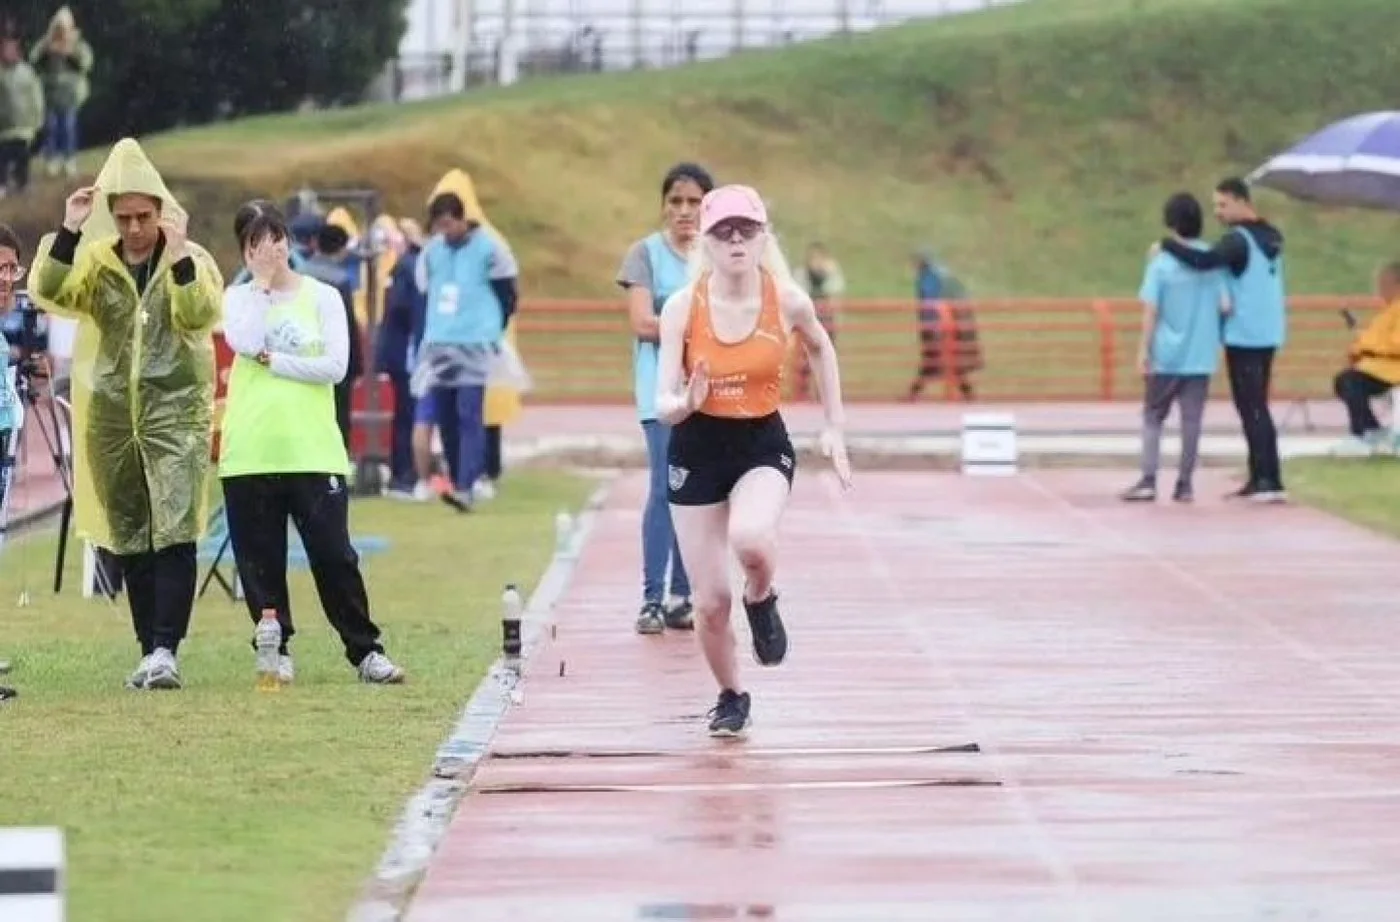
0;356;118;603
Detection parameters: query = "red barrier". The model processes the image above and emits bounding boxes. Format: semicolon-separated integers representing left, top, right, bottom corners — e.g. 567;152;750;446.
510;294;1382;404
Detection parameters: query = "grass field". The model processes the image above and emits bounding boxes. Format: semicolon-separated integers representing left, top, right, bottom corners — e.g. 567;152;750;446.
1287;456;1400;539
0;469;595;922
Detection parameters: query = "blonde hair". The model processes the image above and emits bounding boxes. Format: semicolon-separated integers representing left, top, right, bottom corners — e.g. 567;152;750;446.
686;227;797;290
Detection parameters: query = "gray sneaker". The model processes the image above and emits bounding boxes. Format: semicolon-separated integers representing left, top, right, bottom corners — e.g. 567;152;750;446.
125;654;154;690
358;651;405;684
278;655;295;685
634;602;665;635
144;648;183;690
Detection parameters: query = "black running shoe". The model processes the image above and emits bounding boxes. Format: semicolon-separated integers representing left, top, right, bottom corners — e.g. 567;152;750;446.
707;689;751;737
0;686;16;702
744;591;787;666
662;598;695;631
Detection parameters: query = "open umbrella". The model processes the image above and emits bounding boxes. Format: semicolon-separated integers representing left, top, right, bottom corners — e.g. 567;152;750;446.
1248;110;1400;210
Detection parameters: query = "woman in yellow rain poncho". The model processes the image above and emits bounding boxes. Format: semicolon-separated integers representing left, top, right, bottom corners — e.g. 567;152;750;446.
421;168;526;497
28;137;224;691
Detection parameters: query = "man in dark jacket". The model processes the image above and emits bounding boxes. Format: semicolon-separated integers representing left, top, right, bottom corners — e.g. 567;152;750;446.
1159;177;1287;502
378;223;426;494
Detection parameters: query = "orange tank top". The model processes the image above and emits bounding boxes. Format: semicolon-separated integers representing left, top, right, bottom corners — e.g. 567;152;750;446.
683;269;788;419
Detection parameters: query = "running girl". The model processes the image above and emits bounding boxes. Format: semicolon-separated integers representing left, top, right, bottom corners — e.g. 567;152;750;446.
616;162;715;635
654;184;852;737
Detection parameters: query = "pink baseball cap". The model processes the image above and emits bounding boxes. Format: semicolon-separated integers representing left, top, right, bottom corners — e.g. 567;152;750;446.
699;184;768;235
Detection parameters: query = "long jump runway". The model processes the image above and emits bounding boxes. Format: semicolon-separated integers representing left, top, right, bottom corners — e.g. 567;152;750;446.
406;468;1400;921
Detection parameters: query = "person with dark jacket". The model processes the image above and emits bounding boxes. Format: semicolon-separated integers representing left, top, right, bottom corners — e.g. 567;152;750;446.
1159;177;1287;503
302;224;364;450
378;221;427;494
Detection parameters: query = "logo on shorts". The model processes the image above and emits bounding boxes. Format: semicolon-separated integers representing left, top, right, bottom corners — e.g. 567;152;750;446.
328;475;341;494
668;465;689;491
778;454;793;470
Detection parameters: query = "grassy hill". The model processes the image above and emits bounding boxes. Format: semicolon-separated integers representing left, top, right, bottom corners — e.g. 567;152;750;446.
4;0;1398;399
5;0;1399;298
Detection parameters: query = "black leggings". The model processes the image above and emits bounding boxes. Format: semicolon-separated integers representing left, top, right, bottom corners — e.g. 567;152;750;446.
1334;368;1391;437
1225;346;1282;489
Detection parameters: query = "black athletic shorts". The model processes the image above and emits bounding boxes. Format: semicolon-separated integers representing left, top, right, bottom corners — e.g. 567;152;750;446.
667;411;796;506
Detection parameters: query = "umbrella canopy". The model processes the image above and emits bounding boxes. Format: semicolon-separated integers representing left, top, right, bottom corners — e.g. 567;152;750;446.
1248;110;1400;210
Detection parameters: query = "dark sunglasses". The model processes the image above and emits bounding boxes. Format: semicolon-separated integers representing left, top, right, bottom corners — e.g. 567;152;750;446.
706;219;764;242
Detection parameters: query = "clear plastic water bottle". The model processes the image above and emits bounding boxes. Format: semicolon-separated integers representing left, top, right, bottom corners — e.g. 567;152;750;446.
255;609;282;692
501;584;523;673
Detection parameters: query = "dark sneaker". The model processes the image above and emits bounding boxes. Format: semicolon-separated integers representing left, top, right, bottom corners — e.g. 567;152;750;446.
744;591;787;666
1120;479;1156;502
662;598;695;631
707;689;751;738
1172;481;1193;504
0;686;15;702
634;602;665;635
1224;480;1260;500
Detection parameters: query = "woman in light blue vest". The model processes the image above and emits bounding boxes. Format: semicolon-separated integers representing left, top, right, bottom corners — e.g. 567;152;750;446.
220;201;406;686
615;163;715;635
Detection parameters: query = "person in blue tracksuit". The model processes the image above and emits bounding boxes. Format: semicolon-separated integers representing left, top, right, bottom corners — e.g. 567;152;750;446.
614;162;715;635
1159;176;1287;503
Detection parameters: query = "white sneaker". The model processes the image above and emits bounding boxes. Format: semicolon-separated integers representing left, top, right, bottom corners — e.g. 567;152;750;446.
472;478;497;502
278;655;295;685
144;648;182;690
125;654;154;689
412;481;435;502
358;651;405;684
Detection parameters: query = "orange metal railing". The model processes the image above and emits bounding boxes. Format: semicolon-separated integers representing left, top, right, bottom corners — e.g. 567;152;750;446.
502;294;1379;404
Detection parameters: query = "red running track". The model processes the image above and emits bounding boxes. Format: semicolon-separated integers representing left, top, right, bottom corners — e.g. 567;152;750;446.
411;467;1400;920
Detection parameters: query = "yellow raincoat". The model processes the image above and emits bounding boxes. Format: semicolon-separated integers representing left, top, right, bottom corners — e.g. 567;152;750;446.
28;138;224;554
429;168;523;427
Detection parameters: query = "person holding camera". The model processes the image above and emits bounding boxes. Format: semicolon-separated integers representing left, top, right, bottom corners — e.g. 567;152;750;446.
28;139;224;691
0;224;25;702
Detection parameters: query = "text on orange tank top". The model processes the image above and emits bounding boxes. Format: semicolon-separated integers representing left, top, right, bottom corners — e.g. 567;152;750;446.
683;269;788;419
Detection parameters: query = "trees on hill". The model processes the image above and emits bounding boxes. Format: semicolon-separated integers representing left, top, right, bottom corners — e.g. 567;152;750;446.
6;0;408;144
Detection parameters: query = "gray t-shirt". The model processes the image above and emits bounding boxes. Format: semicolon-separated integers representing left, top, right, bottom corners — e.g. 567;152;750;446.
615;239;653;292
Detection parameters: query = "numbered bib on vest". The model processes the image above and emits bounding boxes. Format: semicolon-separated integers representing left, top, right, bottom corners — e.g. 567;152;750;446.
437;283;461;316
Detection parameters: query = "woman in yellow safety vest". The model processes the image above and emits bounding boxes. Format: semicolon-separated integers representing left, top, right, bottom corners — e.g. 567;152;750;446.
219;199;406;686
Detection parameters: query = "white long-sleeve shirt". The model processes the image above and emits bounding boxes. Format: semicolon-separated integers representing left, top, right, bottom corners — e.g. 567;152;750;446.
221;278;349;385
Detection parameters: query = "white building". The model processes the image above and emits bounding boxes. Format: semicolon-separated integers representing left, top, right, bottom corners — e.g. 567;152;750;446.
391;0;1017;99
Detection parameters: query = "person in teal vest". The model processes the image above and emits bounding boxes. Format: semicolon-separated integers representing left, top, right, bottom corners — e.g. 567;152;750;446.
1123;192;1227;504
1160;177;1287;503
411;192;519;511
614;162;714;635
220;200;405;686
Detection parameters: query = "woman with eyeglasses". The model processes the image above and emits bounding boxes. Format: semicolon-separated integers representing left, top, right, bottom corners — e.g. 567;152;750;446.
0;224;27;702
653;184;852;738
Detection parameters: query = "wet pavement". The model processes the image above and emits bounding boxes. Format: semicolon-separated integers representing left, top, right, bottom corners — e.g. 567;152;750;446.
405;467;1400;920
